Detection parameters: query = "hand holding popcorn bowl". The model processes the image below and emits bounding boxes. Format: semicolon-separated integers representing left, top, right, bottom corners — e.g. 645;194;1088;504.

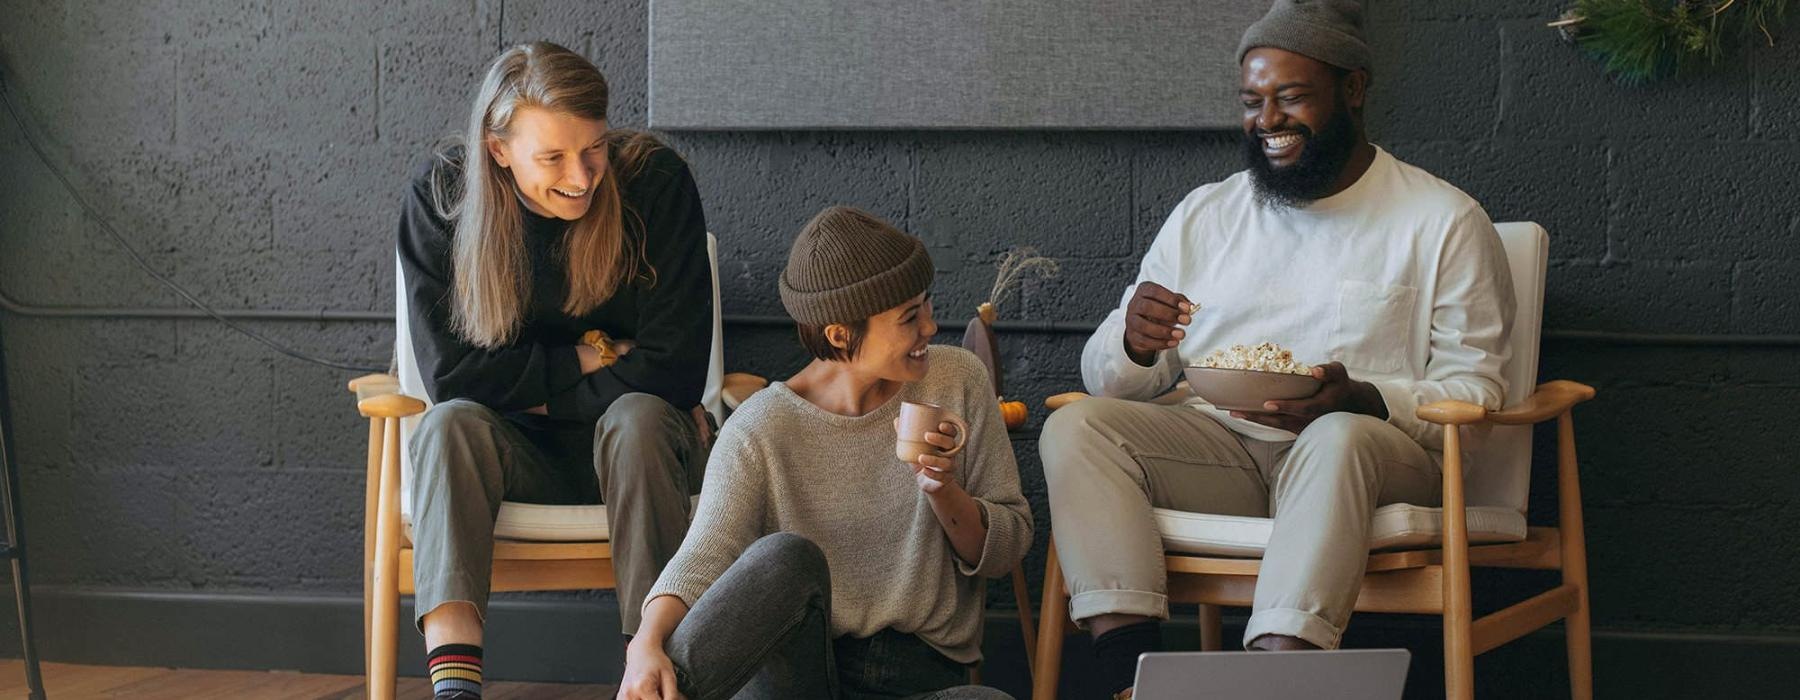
1182;342;1323;412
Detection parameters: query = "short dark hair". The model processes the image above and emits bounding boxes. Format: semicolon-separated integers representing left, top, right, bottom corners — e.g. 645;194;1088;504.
795;319;869;362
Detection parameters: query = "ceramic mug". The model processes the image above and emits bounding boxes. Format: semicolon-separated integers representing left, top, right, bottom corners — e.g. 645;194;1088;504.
894;401;969;464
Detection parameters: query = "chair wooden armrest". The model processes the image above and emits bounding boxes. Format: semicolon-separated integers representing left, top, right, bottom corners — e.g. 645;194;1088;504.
1044;391;1090;410
347;373;424;419
721;372;769;411
1044;381;1191;411
1417;380;1597;427
359;393;427;419
347;373;398;393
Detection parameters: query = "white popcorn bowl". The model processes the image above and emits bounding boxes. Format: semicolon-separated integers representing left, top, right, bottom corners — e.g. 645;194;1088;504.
1182;366;1322;412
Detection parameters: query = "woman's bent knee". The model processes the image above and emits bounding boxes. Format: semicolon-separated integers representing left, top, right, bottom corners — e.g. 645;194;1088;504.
415;399;503;440
743;532;829;589
747;532;825;568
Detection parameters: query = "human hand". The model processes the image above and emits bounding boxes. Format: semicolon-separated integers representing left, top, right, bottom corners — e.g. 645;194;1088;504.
895;419;964;495
576;333;635;375
1228;362;1388;433
1124;281;1196;366
577;344;606;375
616;638;683;700
690;405;714;448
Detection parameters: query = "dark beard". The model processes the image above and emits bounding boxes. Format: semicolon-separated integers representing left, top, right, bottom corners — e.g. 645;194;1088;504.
1242;102;1358;210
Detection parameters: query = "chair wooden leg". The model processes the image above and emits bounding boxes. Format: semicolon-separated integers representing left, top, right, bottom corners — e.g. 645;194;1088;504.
1558;412;1594;700
1198;604;1224;651
1013;565;1038;675
363;417;381;681
1564;592;1594;700
370;417;404;700
1441;426;1475;700
1032;540;1068;700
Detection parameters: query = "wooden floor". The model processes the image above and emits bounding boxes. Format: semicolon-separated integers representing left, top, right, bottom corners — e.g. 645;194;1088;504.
0;661;617;699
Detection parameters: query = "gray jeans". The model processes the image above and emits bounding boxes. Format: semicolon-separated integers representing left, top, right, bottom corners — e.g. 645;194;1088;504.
1041;399;1440;649
665;533;1012;700
408;393;705;634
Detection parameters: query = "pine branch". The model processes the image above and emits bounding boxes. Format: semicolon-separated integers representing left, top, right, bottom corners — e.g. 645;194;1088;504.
1557;0;1792;83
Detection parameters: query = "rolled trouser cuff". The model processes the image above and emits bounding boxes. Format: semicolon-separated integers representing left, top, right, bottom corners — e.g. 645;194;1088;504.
1243;607;1343;650
413;571;490;633
1069;589;1169;628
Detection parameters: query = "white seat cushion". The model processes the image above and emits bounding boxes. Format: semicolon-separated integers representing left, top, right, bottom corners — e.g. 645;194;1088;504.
404;496;701;544
493;502;613;542
1154;503;1527;557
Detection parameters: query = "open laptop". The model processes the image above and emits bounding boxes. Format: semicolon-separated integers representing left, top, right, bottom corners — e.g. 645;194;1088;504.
1133;649;1410;700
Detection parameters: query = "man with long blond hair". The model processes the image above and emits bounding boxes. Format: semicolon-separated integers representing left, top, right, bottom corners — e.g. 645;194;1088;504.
398;41;713;700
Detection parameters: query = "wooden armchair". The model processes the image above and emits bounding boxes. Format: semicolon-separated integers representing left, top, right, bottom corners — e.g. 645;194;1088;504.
1029;222;1597;700
351;234;736;699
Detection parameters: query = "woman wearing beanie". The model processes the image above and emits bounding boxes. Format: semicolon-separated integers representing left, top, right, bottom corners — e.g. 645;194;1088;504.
617;207;1033;700
398;42;714;700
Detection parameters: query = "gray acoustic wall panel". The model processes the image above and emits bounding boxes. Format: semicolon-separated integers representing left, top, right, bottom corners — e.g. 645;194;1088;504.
649;1;1266;129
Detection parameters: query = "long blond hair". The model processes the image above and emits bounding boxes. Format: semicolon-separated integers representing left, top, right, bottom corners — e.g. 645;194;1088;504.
434;41;661;349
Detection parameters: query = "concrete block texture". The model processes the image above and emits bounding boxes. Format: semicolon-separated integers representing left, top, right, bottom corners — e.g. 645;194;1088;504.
1751;20;1800;140
1498;18;1758;142
1608;140;1800;262
1365;19;1503;143
1733;260;1800;334
0;0;1798;647
271;0;499;41
64;0;274;44
1129;131;1243;247
178;36;379;148
378;39;493;152
1545;260;1734;334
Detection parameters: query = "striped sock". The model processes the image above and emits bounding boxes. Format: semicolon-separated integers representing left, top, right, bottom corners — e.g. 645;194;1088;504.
427;643;483;699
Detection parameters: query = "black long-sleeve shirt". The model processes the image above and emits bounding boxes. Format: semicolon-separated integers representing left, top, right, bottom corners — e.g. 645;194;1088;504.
397;144;712;426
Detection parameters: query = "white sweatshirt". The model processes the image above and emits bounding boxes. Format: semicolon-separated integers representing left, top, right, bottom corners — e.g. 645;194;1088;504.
1082;146;1515;450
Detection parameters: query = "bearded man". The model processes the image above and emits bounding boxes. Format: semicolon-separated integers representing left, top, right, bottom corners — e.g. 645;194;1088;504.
1040;2;1516;696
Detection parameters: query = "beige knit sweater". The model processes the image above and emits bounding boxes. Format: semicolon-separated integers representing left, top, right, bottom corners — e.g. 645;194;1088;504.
645;346;1033;663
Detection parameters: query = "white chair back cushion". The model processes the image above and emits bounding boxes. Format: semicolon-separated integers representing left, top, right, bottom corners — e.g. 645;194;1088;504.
1464;222;1547;515
394;233;725;525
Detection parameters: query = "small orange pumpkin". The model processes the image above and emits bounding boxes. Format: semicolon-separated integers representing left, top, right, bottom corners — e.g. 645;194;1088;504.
999;399;1028;430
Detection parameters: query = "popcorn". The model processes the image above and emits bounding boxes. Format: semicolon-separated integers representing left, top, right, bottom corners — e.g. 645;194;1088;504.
1196;342;1313;376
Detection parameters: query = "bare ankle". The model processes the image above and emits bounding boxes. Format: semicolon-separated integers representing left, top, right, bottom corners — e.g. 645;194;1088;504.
421;601;484;650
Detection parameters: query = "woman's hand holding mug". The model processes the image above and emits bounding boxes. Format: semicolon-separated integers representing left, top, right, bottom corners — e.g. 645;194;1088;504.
894;401;968;494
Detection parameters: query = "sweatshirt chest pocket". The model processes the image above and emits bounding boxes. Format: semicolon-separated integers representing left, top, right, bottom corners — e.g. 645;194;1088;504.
1331;280;1418;374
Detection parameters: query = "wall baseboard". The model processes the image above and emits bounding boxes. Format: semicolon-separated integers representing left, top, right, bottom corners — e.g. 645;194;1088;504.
2;586;1794;699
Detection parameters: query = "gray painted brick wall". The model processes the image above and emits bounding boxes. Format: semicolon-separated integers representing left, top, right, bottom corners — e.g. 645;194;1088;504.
1;0;1797;648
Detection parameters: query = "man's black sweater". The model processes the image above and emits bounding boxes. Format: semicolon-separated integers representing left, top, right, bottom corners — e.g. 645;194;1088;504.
397;144;712;427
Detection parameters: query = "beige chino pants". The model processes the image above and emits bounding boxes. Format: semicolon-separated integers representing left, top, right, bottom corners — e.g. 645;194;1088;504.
1040;398;1440;649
